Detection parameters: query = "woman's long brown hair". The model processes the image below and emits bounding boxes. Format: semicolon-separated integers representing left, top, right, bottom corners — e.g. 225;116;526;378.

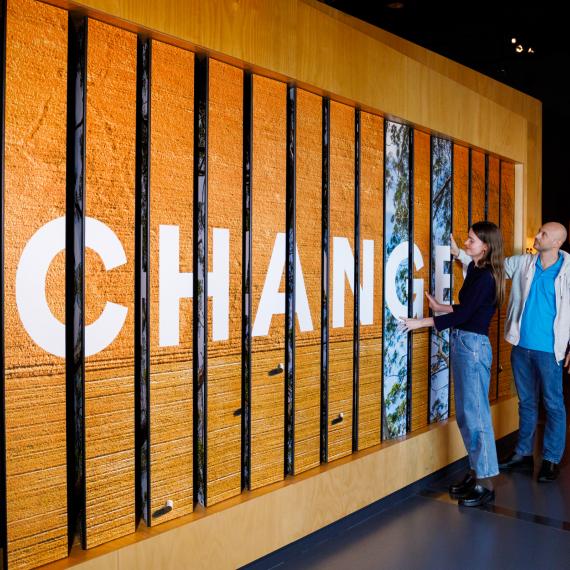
471;221;506;306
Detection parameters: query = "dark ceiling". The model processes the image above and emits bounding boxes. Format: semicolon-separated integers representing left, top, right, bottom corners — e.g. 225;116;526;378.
321;0;566;109
321;0;570;233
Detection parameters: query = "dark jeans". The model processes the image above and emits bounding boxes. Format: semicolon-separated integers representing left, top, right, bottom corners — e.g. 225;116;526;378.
511;345;566;463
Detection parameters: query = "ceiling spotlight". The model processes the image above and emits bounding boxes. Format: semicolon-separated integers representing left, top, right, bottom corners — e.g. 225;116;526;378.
511;37;517;44
528;47;534;54
515;44;524;53
386;1;405;8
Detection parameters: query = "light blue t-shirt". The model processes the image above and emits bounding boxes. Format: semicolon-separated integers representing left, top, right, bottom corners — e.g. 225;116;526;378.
518;254;563;353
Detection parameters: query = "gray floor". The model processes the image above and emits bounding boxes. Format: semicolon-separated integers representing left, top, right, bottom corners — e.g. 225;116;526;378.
245;423;570;570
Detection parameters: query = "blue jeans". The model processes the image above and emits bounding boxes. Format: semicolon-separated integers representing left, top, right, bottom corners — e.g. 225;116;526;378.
511;345;566;463
451;329;499;478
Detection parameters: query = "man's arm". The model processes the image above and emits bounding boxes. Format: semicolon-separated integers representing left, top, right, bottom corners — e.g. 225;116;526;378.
450;234;524;279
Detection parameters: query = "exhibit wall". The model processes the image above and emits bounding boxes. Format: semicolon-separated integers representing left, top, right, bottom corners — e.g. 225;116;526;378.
0;0;541;568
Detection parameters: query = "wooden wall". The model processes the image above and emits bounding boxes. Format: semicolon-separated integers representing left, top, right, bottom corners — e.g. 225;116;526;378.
206;59;243;505
3;1;68;566
410;130;430;432
149;40;194;523
0;0;540;568
250;75;287;490
357;113;383;451
294;89;322;474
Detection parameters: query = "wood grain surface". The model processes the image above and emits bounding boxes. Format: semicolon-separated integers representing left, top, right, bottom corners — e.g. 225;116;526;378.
84;18;136;548
328;101;355;461
357;112;383;450
250;75;287;490
148;40;194;525
470;149;486;225
294;89;322;474
206;58;243;504
487;156;500;401
4;0;68;567
499;161;516;398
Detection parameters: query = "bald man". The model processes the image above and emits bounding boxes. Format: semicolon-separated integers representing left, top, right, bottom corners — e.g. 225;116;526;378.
453;222;570;482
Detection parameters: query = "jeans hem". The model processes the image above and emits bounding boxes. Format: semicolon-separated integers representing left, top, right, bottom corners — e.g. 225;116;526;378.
515;447;534;457
542;456;561;464
477;470;499;478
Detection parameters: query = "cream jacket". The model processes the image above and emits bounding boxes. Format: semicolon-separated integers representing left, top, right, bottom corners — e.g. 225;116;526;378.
457;250;570;362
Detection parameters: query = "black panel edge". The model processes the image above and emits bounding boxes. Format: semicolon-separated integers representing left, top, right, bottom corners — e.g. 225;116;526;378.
285;84;296;476
406;128;414;433
426;135;434;425
135;35;151;525
484;153;489;221
0;0;7;564
193;54;208;506
352;109;360;451
320;97;330;463
65;12;87;551
448;142;454;416
241;71;253;489
380;118;387;441
467;149;472;228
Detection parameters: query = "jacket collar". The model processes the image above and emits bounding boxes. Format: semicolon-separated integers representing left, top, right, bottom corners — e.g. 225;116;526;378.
532;250;570;276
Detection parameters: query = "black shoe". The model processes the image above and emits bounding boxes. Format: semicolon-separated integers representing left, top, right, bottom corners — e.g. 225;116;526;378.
449;472;476;499
537;460;560;483
498;452;534;472
458;484;495;507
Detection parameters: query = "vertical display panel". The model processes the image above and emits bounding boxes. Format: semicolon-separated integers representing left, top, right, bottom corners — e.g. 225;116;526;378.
450;144;470;417
206;59;243;504
294;89;322;474
429;137;452;422
328;101;355;460
452;145;470;301
149;40;194;524
410;130;430;432
250;75;286;490
498;161;515;398
4;1;68;566
470;149;486;225
84;19;136;548
357;112;383;449
487;156;500;401
382;121;410;439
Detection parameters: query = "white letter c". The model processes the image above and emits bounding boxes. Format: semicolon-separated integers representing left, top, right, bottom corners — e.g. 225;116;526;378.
16;216;128;358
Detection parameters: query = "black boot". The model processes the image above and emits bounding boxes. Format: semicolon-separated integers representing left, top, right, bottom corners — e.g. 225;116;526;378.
458;482;495;507
537;460;560;483
448;470;476;499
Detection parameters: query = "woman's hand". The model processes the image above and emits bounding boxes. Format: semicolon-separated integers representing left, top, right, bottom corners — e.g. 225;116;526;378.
425;292;442;312
399;317;434;332
450;234;460;258
425;292;453;314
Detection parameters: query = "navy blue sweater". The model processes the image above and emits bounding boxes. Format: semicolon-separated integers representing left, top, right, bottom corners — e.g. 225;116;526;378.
433;261;497;336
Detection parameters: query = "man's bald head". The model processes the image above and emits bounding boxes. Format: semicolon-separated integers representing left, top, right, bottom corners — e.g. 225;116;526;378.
534;222;568;252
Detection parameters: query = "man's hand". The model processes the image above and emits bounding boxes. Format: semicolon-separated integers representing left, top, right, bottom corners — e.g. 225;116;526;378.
450;234;460;258
565;351;570;371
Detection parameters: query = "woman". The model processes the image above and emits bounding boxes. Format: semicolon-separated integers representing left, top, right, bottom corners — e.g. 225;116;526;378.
401;221;505;507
